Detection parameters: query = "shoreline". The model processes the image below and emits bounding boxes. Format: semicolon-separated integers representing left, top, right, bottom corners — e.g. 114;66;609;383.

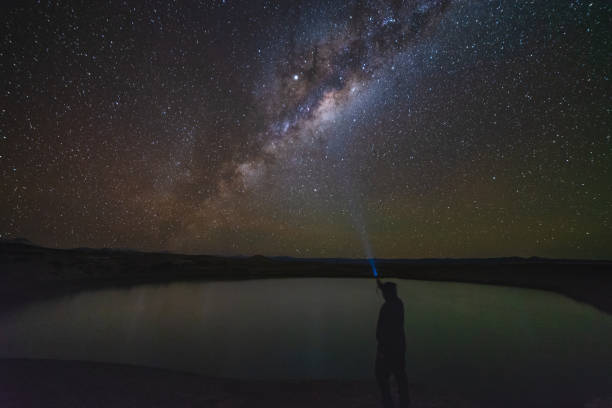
0;358;507;408
2;358;610;408
1;242;611;314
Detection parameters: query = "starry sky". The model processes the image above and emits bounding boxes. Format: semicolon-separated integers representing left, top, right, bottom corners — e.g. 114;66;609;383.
1;0;610;259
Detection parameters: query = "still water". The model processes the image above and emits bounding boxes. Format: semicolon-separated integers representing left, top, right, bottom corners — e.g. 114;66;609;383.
1;278;611;403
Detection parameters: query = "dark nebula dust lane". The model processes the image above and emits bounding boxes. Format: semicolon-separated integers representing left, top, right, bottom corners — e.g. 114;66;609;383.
1;0;610;258
230;0;451;192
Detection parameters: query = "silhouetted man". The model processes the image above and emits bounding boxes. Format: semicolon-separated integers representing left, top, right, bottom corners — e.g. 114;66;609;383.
376;277;409;408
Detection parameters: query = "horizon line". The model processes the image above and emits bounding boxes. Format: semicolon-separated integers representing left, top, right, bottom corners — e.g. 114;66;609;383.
2;238;612;263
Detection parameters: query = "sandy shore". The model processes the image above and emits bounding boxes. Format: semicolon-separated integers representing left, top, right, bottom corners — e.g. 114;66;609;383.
0;358;490;408
2;359;611;407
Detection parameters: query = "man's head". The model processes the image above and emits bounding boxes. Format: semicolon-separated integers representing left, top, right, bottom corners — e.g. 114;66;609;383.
381;282;398;301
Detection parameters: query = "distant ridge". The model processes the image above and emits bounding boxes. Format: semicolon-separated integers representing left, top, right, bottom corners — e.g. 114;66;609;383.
0;237;36;246
249;254;277;263
271;255;612;265
1;239;610;264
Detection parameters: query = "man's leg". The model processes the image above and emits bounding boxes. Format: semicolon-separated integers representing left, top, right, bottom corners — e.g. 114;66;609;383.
375;353;393;408
393;365;410;408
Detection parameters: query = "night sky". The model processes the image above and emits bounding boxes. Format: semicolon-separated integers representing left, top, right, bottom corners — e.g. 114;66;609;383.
1;0;610;258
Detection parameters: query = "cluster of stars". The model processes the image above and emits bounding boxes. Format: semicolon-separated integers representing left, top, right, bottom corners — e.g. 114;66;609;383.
1;0;610;259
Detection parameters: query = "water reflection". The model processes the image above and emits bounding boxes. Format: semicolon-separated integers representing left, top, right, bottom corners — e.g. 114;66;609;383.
1;278;611;404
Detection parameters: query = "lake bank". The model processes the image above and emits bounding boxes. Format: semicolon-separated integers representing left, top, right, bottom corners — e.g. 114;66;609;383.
1;242;610;314
3;358;584;408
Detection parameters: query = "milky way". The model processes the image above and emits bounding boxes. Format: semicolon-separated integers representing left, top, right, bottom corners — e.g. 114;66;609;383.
214;1;451;214
1;0;610;258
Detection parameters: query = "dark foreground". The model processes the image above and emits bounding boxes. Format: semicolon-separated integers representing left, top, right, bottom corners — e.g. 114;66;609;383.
1;242;612;408
0;359;489;408
6;359;611;408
